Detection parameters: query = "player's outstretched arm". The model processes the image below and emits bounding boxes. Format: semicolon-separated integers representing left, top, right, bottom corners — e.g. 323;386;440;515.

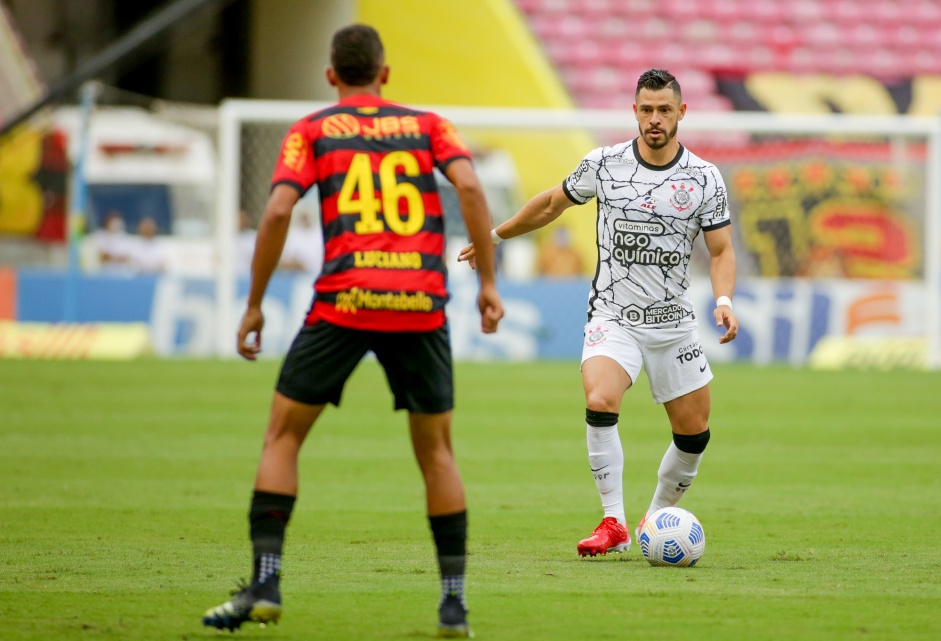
457;183;575;268
444;158;503;334
704;225;738;345
237;184;300;359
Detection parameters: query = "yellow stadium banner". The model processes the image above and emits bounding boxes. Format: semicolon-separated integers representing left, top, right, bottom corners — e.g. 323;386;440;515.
0;322;152;360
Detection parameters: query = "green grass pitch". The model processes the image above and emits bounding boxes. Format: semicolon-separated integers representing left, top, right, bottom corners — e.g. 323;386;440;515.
1;358;940;640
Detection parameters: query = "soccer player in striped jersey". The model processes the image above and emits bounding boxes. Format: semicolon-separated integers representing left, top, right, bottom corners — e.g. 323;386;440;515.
203;24;502;638
460;69;738;559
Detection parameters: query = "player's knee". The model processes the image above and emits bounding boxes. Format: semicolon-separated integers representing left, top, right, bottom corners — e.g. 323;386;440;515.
672;428;711;454
585;392;619;415
586;408;619;427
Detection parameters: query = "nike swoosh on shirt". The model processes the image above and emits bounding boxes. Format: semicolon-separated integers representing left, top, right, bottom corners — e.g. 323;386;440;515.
699;364;707;372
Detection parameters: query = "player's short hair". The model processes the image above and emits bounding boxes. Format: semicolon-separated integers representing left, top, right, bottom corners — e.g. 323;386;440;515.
330;24;384;86
636;68;682;102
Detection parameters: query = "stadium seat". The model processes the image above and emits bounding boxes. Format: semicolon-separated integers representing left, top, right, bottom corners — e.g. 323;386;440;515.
751;0;784;24
786;0;826;24
888;25;926;53
785;47;820;74
913;1;941;28
814;48;858;76
724;20;761;45
828;0;864;24
847;23;882;50
911;50;941;75
699;44;744;73
872;1;904;27
614;41;648;67
676;68;717;97
677;18;713;44
663;0;705;20
803;21;841;49
856;48;901;79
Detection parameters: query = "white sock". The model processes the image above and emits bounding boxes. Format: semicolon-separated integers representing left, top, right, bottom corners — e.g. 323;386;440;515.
646;441;703;516
586;424;625;525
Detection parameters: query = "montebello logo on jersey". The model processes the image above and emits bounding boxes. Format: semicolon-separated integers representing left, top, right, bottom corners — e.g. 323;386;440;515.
281;132;307;172
321;114;422;140
669;183;696;211
612;220;682;267
334;288;433;314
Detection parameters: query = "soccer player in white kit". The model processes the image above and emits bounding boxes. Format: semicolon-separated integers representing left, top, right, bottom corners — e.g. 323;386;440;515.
459;69;738;556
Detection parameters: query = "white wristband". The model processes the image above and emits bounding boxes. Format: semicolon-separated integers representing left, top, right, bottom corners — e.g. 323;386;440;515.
490;229;503;245
716;296;733;310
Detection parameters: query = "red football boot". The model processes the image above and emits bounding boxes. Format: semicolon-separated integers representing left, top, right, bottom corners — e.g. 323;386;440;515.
577;517;630;557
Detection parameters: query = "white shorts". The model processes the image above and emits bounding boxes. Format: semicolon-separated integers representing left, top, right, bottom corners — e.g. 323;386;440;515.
580;320;713;404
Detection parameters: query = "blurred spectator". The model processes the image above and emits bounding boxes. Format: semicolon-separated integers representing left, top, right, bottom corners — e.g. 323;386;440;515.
95;210;132;270
537;226;585;277
236;210;257;275
128;216;168;273
279;211;324;275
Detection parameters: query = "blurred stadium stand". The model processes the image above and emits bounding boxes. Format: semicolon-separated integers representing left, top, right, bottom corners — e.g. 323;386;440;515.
515;0;941;110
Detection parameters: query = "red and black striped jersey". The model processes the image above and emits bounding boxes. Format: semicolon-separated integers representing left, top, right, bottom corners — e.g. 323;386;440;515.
270;95;472;332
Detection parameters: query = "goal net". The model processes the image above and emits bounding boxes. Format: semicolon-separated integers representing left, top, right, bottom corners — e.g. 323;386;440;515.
216;101;941;368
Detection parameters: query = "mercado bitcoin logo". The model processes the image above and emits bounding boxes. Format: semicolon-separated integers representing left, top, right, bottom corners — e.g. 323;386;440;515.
322;114;361;138
281;132;307;172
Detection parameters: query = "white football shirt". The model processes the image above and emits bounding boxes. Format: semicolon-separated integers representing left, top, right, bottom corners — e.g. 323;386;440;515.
563;138;731;329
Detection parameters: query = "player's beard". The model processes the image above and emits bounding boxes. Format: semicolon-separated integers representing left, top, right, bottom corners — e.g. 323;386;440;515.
639;122;678;150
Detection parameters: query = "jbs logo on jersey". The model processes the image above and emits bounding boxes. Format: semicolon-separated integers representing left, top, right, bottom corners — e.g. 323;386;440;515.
321;114;421;140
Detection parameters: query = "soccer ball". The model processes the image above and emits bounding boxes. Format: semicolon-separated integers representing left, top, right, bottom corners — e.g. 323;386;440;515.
638;507;706;567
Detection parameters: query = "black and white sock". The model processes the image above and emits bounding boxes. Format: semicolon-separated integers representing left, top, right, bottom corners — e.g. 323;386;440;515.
249;490;295;585
646;430;710;516
429;511;467;608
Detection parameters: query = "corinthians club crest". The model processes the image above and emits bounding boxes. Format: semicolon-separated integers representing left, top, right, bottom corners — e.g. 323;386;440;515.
669;183;696;211
585;325;609;347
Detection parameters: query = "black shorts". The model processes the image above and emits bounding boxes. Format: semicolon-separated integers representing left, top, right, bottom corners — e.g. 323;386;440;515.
276;321;454;414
